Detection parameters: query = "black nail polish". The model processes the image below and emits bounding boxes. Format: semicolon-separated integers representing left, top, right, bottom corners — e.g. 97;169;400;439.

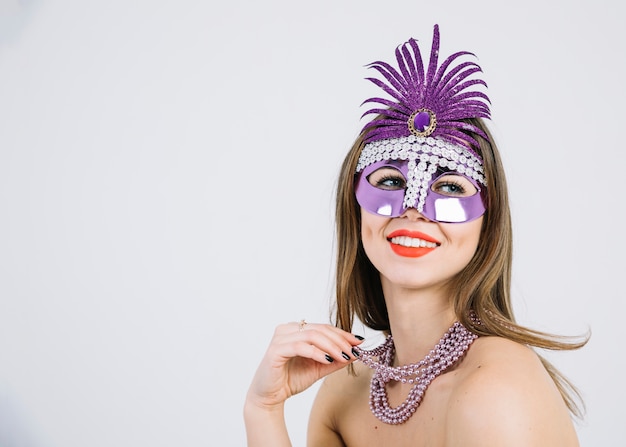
355;335;365;340
325;354;334;363
341;351;350;360
352;348;360;357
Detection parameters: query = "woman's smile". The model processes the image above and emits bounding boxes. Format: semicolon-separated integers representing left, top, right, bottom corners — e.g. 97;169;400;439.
387;229;441;258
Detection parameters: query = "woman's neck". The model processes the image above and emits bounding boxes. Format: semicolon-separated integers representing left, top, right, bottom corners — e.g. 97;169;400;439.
381;280;457;367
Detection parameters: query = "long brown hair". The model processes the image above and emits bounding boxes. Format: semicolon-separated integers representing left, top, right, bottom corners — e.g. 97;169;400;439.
333;118;589;418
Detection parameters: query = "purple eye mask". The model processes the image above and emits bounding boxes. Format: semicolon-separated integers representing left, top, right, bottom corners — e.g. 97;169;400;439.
355;159;486;223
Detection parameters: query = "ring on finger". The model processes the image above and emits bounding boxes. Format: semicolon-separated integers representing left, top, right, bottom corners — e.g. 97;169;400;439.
298;319;307;332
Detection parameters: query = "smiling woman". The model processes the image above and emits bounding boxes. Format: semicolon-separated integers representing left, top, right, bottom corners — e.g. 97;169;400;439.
244;24;588;447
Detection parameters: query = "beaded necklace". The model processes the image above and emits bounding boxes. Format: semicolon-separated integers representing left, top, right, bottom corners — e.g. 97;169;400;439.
356;321;477;425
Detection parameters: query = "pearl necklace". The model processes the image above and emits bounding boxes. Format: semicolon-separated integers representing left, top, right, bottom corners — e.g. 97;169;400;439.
356;322;477;425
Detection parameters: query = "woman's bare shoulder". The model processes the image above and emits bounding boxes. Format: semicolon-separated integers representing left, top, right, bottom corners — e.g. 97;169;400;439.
313;361;372;410
307;362;372;446
463;335;543;368
445;336;579;446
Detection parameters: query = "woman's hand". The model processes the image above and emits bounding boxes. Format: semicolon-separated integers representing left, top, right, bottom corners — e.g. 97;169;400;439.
246;322;364;410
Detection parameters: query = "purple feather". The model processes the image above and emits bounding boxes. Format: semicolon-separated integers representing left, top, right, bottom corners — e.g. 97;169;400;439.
360;24;491;156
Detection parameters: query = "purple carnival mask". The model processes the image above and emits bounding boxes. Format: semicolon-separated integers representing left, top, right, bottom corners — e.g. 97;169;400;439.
356;156;485;223
354;25;491;223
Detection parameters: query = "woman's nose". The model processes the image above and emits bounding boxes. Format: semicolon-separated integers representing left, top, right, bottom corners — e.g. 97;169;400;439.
400;207;431;222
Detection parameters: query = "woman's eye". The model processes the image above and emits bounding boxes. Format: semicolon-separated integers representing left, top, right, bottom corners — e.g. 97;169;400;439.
367;168;406;191
438;183;465;194
377;176;405;189
432;175;476;197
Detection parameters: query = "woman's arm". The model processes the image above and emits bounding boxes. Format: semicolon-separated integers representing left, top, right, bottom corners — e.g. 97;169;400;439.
244;322;362;446
244;400;291;447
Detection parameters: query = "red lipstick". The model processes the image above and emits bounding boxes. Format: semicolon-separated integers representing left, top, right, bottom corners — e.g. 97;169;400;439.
387;229;441;258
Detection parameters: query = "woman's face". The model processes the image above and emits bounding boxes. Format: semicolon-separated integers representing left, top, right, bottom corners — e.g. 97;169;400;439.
359;167;483;291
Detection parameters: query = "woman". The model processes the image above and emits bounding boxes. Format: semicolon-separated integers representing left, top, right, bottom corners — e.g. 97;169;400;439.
244;24;587;446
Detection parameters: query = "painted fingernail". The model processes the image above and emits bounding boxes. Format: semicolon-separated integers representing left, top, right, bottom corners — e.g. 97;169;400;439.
351;348;360;357
341;351;351;360
325;354;334;363
355;335;365;340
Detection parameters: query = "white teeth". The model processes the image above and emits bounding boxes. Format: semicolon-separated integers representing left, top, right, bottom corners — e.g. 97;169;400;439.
390;236;438;248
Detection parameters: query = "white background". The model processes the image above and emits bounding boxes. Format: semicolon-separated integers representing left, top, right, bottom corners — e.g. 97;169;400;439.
0;0;623;446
